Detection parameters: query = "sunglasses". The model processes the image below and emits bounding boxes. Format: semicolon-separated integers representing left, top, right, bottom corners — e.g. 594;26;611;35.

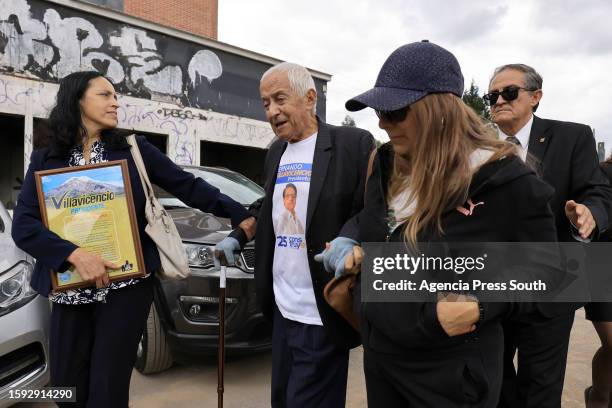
375;106;410;123
483;85;537;105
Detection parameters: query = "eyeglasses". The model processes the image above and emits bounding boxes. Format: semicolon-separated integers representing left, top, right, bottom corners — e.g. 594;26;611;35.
483;86;537;105
375;106;410;123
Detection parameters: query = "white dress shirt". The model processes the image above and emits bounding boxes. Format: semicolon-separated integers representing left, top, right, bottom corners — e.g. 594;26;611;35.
498;115;533;162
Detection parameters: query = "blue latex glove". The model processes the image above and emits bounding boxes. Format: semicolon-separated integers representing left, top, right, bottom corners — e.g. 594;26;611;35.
213;237;240;270
313;237;359;278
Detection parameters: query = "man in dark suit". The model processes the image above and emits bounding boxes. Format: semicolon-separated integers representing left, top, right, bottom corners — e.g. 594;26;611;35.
252;62;374;407
486;63;612;408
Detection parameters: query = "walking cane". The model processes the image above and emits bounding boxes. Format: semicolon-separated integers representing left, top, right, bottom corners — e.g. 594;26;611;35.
218;258;227;408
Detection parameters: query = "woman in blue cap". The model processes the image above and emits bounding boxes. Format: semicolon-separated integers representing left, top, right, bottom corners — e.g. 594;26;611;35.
319;41;559;406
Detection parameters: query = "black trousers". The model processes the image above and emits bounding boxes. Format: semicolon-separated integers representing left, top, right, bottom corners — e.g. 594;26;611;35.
363;324;504;408
49;277;154;408
498;312;575;408
271;306;350;408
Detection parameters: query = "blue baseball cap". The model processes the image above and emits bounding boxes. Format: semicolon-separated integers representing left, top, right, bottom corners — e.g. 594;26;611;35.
346;40;464;112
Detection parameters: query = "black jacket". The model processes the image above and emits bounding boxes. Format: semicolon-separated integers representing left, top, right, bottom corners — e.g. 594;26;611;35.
528;116;611;241
525;116;612;316
359;144;558;354
252;118;375;350
597;162;612;242
12;136;250;296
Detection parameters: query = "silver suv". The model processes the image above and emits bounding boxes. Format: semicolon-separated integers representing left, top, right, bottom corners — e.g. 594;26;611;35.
0;202;51;406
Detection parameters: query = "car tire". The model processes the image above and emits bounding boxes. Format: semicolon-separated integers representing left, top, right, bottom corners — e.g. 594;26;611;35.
135;303;173;374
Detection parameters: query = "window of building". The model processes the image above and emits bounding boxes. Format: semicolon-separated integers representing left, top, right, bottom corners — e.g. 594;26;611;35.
200;141;267;187
0;114;25;210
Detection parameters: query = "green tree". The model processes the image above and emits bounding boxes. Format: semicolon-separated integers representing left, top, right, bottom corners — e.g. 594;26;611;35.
341;114;356;127
462;80;491;121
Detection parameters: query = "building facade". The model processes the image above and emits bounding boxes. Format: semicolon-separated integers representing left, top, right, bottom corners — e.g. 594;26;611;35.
0;0;331;209
79;0;218;40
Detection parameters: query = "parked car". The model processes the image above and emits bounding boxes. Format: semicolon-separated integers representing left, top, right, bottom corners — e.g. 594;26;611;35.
0;203;51;406
135;166;271;374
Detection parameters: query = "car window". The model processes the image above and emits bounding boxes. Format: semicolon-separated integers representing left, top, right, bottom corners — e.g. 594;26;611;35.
154;167;264;207
0;215;4;233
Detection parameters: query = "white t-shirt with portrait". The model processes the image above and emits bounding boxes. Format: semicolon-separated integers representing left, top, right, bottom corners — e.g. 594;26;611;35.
272;132;322;325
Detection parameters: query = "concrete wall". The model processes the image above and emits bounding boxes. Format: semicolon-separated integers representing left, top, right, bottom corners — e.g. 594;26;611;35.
0;74;274;174
0;0;328;122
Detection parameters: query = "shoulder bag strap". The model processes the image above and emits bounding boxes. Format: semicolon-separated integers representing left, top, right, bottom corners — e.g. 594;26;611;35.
126;134;154;198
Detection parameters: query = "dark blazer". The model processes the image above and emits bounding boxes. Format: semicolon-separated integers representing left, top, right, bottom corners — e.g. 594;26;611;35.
528;115;611;241
12;135;250;297
252;118;375;350
600;162;612;240
527;115;612;317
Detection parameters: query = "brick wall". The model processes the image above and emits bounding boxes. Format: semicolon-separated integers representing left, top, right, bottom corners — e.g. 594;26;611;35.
124;0;218;39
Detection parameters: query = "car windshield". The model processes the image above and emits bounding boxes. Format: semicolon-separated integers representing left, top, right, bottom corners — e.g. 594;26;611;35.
154;167;264;208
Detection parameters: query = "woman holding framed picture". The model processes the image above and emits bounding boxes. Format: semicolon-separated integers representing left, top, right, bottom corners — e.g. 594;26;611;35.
12;71;255;408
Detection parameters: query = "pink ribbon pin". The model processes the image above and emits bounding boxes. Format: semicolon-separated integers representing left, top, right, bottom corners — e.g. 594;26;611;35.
456;198;484;216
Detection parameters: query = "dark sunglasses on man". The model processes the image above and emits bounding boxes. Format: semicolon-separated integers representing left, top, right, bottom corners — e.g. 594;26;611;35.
483;85;538;106
375;106;410;123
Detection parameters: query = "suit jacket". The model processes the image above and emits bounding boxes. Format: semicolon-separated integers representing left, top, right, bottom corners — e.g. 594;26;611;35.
12;135;250;297
527;115;612;316
528;116;611;240
596;162;612;242
252;118;375;350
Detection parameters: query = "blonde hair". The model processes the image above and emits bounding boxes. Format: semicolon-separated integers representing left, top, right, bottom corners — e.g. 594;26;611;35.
388;93;516;246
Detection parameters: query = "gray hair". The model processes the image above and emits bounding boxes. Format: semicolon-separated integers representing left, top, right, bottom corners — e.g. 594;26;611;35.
261;62;317;114
490;64;543;112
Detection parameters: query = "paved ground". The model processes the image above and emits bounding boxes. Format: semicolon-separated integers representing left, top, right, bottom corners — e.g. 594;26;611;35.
13;309;599;407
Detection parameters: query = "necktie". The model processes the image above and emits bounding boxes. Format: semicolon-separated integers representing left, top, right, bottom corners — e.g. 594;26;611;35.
505;136;521;147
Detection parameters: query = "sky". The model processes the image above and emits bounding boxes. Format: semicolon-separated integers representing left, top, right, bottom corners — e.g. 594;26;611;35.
218;0;612;156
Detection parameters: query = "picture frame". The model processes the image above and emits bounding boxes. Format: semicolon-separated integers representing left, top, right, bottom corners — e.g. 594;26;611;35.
35;160;146;291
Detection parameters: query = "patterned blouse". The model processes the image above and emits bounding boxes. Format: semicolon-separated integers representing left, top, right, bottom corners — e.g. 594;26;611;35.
49;140;148;305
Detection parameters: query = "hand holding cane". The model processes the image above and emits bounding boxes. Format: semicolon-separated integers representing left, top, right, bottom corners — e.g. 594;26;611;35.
215;250;228;408
213;236;242;408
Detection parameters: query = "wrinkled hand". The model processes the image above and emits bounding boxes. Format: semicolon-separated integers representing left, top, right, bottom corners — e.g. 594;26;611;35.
238;216;257;241
436;294;480;337
565;200;596;239
67;248;120;289
213;237;240;269
313;237;360;278
343;245;364;276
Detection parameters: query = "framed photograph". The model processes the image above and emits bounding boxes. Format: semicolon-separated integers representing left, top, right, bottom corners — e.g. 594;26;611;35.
35;160;146;291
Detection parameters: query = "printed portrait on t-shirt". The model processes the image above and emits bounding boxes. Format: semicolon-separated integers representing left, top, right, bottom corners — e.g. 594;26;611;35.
272;161;311;251
277;183;305;235
271;134;322;325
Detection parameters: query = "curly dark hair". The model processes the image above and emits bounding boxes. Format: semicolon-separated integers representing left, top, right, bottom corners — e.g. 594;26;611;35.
47;71;126;157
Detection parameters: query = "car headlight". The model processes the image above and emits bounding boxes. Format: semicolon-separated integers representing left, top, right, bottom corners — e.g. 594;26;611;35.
0;261;37;316
184;243;215;268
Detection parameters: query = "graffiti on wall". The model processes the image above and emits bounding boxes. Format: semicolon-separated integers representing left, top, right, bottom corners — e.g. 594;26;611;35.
117;98;273;165
1;75;274;171
0;0;313;170
0;0;300;121
0;0;223;96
